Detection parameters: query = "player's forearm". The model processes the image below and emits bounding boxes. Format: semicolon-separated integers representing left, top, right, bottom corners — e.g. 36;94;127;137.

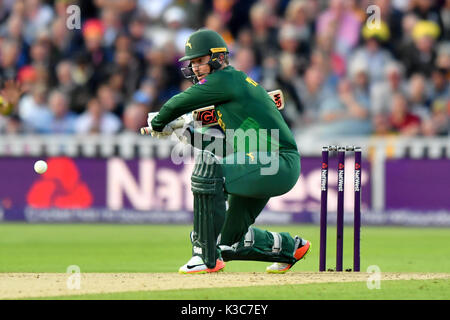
152;81;232;131
151;94;210;131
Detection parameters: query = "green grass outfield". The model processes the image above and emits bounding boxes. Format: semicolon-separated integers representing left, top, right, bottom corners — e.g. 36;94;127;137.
0;224;449;299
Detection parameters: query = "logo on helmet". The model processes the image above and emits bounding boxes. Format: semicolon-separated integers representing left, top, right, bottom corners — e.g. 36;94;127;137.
186;40;192;49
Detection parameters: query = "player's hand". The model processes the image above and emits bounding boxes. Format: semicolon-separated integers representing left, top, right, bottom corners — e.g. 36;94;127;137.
151;125;173;138
147;112;159;127
1;79;24;106
142;113;192;139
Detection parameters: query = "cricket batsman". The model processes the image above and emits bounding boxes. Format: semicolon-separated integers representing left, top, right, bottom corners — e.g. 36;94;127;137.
146;29;311;274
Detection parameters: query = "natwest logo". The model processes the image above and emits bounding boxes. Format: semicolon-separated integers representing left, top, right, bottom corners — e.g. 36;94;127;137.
27;157;93;208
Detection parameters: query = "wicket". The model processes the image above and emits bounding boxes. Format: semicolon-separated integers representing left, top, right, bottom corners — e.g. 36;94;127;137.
319;145;362;272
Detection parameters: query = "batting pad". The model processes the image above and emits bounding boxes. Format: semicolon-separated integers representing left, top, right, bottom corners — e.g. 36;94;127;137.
191;151;226;269
220;227;298;264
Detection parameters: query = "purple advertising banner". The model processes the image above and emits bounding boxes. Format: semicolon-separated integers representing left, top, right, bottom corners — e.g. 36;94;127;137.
1;155;449;226
385;159;450;210
0;155;372;225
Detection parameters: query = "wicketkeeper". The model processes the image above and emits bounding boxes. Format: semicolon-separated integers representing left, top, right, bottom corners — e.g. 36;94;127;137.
146;29;311;274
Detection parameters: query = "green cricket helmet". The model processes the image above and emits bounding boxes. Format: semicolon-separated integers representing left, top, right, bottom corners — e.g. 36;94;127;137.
179;29;229;83
179;29;229;62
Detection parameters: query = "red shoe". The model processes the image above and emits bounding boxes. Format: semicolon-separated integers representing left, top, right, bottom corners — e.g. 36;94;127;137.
178;256;225;274
266;238;311;274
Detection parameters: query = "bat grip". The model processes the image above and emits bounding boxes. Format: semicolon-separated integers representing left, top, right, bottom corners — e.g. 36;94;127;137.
140;127;152;135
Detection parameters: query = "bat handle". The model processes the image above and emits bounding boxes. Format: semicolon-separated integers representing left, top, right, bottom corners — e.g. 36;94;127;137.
140;127;152;135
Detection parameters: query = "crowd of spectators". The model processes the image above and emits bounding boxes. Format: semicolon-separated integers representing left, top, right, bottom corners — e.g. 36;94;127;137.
0;0;448;138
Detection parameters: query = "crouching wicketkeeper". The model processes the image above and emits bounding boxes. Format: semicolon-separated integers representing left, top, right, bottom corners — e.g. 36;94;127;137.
146;29;310;274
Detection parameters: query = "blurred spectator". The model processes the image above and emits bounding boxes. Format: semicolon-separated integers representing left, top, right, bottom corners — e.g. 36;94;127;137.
213;0;236;25
278;23;308;70
234;27;254;53
147;6;193;55
407;73;431;120
55;60;75;99
74;97;121;134
374;0;404;49
0;1;13;24
309;49;340;93
249;2;278;60
163;6;194;56
232;47;261;82
71;53;93;92
137;0;173;21
372;113;394;136
144;46;182;106
16;65;38;94
272;53;304;128
389;93;421;136
410;0;444;36
441;0;450;40
348;58;371;110
112;0;138;26
421;99;450;136
47;90;77;134
0;114;25;134
18;84;52;132
185;0;209;30
394;12;419;58
317;78;372;136
205;11;234;51
283;0;313;56
55;60;91;115
78;19;110;90
296;66;333;126
0;39;21;80
127;13;152;59
430;67;450;101
100;6;122;48
400;20;440;77
105;68;126;107
435;43;450;70
22;0;54;45
370;61;408;115
122;103;149;134
0;14;28;68
97;84;123;117
350;22;393;85
49;17;77;64
29;36;52;69
316;0;361;58
261;54;278;90
11;0;26;19
110;48;143;99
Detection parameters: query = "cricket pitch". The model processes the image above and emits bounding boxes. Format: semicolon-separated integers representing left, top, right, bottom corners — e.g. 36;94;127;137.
1;272;449;299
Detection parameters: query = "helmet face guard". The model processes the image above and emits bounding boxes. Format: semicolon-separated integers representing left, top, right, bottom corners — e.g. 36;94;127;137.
180;51;228;84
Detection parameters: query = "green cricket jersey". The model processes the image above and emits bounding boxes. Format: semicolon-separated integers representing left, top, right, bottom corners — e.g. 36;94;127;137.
151;66;298;153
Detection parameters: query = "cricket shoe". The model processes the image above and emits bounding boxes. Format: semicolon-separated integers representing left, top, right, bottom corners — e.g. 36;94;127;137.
266;237;311;274
178;255;225;274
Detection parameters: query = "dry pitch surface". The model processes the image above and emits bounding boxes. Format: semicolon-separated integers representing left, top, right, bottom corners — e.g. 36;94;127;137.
1;272;449;299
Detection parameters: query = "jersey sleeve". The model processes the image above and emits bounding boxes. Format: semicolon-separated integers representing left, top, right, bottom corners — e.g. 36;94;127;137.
151;72;233;131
